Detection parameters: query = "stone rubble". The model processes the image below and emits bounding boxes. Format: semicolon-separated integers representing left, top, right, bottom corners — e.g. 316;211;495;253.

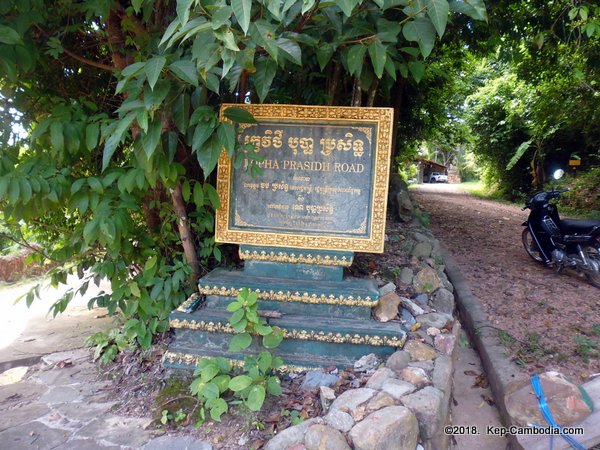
263;197;463;450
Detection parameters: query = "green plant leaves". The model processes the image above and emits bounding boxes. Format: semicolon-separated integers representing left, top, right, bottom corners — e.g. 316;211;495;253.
335;0;359;17
402;17;436;58
0;24;23;45
145;56;166;90
246;385;266;411
347;45;367;76
231;0;252;35
253;58;277;103
224;107;257;124
169;60;198;86
229;375;253;391
426;0;449;37
262;327;284;349
368;41;387;79
229;332;252;351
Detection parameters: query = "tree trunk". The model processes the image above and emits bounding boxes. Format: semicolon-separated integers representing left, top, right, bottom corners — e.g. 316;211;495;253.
367;79;379;107
170;183;201;283
351;76;362;107
390;77;406;166
327;62;342;106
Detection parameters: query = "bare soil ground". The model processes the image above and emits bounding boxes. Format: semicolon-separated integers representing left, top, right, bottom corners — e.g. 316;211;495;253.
412;184;600;381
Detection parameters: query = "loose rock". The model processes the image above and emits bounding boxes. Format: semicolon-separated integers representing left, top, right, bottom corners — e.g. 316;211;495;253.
400;367;431;388
373;292;401;322
302;371;340;391
434;333;457;356
378;282;397;296
399;268;414;286
353;354;380;372
380;379;417;400
505;371;594;427
411;242;433;259
349;406;419;450
416;312;453;330
404;340;437;361
324;409;354;433
386;351;411;374
431;288;455;315
366;392;397;412
365;368;396;390
330;388;377;421
304;424;350;450
400;297;425;317
264;418;323;450
413;267;441;293
400;308;416;327
401;386;445;439
319;386;336;413
413;293;429;305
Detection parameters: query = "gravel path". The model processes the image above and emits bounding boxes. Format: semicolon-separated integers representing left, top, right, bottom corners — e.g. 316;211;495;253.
412;184;600;381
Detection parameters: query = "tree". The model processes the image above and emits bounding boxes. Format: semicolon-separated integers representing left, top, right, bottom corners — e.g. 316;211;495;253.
0;0;487;352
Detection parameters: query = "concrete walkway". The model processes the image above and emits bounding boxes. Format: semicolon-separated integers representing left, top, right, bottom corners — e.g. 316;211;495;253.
0;278;212;449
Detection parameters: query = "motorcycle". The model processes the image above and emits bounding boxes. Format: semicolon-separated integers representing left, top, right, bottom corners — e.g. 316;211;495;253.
521;169;600;288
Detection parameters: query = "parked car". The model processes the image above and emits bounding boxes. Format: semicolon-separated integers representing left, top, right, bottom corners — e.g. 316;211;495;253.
429;172;448;183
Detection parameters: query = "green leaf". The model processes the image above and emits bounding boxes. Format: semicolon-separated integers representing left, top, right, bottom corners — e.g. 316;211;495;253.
246;385;266;411
50;122;64;153
160;20;181;47
262;328;283;349
426;0;449;37
177;0;194;25
0;24;23;45
402;17;436;58
145;56;166;90
142;119;162;159
257;352;272;372
228;374;253;391
266;376;282;395
132;0;144;13
196;135;221;175
316;44;335;71
229;332;252;352
19;179;32;203
204;183;221;209
223;107;257;124
408;61;425;82
217;122;236;157
226;301;242;312
253;21;278;62
192;123;214;152
86;123;100;151
201;382;220;399
277;37;302;65
206;397;228;421
368;41;387;79
335;0;358;17
129;282;141;298
169;60;199;86
102;112;137;171
506;141;532;170
212;5;232;29
347;45;367;76
253;58;277;103
231;0;252;35
200;363;220;382
215;29;239;51
449;0;487;21
88;177;104;194
229;308;245;324
121;61;146;78
193;181;205;206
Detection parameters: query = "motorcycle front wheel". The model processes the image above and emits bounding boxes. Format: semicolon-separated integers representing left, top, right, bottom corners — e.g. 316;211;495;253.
522;228;544;263
584;245;600;288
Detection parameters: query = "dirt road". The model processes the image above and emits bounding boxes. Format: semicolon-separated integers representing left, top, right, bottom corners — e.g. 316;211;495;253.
412;184;600;380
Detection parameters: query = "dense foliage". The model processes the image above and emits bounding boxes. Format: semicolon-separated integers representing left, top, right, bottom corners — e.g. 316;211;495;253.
0;0;487;350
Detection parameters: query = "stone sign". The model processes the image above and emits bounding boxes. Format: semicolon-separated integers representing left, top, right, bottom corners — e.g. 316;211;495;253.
216;104;394;253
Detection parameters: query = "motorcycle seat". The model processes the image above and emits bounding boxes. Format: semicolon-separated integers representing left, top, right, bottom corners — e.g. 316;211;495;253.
559;219;600;235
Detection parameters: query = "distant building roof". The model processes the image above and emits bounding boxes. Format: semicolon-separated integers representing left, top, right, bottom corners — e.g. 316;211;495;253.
415;158;447;169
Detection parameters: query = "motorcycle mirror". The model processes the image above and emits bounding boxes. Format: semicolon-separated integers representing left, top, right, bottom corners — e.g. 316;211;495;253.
553;169;565;180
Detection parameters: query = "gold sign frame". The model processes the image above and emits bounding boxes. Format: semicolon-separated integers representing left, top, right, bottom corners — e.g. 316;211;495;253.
215;104;394;253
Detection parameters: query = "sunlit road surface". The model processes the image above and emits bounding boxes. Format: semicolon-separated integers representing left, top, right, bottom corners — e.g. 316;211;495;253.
0;275;113;371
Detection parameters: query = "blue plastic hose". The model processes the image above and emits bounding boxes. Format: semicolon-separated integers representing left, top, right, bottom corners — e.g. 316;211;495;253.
530;375;586;450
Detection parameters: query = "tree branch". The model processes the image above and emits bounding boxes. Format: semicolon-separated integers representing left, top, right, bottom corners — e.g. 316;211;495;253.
62;47;116;72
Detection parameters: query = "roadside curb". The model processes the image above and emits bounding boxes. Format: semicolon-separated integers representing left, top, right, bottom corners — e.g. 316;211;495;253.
440;245;528;450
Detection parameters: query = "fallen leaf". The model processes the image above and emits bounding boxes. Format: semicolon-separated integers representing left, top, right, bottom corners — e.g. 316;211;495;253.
463;370;479;377
55;360;73;369
473;374;489;388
